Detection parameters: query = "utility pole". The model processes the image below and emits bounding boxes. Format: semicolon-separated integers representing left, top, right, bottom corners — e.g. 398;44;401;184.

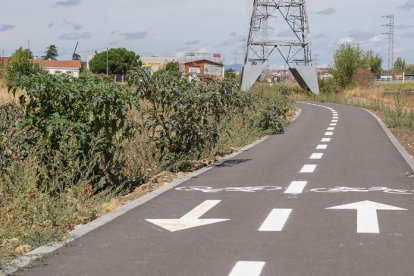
382;14;395;74
106;48;109;76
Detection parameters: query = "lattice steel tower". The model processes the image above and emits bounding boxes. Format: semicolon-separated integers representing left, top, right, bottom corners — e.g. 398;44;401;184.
382;14;395;72
241;0;318;93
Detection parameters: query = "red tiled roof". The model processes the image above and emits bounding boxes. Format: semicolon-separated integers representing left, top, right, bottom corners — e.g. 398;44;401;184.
32;60;81;68
183;59;223;67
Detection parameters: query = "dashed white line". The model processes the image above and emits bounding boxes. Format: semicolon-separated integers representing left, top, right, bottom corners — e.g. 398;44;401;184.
285;181;308;194
229;261;266;276
316;144;328;150
332;120;338;123
259;209;292;231
300;164;317;173
327;127;335;131
330;123;337;126
310;153;324;159
321;138;331;142
325;132;334;136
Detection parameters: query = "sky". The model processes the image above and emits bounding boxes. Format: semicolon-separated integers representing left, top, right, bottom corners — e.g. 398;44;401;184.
0;0;413;68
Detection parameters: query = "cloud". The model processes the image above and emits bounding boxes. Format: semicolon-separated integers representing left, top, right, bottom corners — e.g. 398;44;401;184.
64;21;83;31
401;30;414;37
48;22;54;28
395;24;414;30
59;32;92;40
314;32;329;39
0;24;14;32
53;0;81;7
348;31;375;41
185;40;201;46
337;37;354;45
316;8;336;15
119;31;148;40
399;0;414;9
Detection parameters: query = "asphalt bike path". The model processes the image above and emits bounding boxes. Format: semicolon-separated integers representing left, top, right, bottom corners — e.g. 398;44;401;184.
17;102;414;276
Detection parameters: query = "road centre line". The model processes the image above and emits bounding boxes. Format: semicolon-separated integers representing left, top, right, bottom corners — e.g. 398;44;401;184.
316;144;328;150
229;261;265;276
321;138;331;142
300;164;317;173
310;153;324;159
259;209;292;231
325;132;334;136
285;181;308;194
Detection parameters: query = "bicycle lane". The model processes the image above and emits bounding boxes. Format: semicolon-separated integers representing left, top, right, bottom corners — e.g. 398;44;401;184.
18;102;414;276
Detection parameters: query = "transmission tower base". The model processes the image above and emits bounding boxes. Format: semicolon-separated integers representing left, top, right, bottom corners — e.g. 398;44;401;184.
240;61;267;92
289;66;320;95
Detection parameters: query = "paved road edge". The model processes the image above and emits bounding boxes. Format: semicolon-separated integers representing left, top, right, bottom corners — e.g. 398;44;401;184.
1;108;302;275
363;108;414;172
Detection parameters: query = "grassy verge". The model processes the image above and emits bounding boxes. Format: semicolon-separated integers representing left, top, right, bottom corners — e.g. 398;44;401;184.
0;76;294;266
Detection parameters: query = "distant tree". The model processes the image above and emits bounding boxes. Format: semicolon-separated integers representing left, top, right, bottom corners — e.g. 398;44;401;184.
43;45;59;60
364;51;382;77
393;57;407;73
164;61;180;72
406;64;414;75
6;47;40;86
72;52;81;60
331;44;366;88
89;48;140;75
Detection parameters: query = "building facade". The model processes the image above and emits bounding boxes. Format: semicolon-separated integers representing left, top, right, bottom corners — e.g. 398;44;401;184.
183;59;224;81
32;60;81;78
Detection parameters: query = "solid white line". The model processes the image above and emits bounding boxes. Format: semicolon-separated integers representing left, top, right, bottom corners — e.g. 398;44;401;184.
229;261;266;276
325;132;334;136
285;181;308;194
300;164;317;173
321;138;331;142
310;153;324;159
316;144;328;150
259;209;292;231
327;127;335;131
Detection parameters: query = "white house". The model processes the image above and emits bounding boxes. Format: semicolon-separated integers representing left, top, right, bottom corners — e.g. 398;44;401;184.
32;60;81;78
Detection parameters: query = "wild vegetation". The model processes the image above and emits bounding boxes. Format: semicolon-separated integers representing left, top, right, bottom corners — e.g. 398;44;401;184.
0;58;294;266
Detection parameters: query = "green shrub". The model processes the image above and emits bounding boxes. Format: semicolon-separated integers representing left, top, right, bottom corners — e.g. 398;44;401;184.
129;68;249;168
256;93;293;134
7;73;136;190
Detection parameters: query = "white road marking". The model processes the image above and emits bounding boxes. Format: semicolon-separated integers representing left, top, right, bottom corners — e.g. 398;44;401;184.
300;164;317;173
316;144;328;150
321;138;331;142
326;200;407;234
327;127;335;131
259;209;292;231
332;120;338;123
229;261;266;276
285;181;308;194
310;153;324;159
330;123;337;126
146;200;229;232
325;132;334;136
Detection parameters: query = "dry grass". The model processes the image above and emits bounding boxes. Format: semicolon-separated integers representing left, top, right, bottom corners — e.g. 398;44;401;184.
0;78;22;105
344;85;414;107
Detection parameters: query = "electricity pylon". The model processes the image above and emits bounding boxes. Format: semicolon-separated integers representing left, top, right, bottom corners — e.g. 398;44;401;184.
241;0;319;94
382;14;395;72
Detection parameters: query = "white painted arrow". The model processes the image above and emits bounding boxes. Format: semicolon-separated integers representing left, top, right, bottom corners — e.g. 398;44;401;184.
327;200;407;233
146;200;229;232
